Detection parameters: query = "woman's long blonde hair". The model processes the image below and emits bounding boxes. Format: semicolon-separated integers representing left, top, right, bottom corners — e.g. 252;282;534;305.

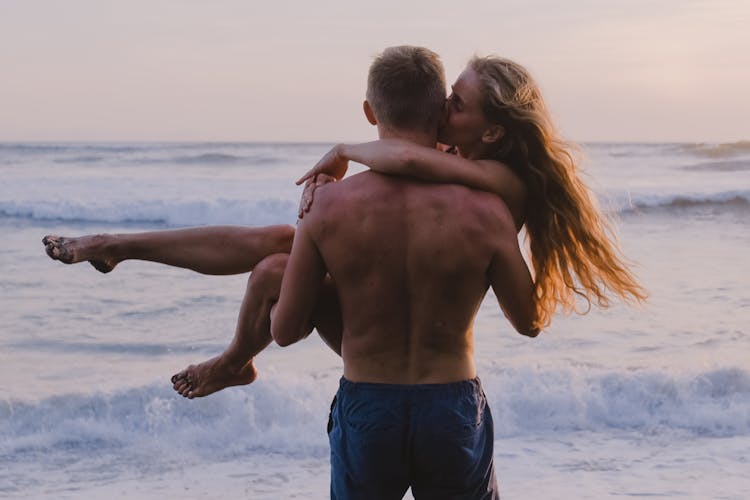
470;56;647;329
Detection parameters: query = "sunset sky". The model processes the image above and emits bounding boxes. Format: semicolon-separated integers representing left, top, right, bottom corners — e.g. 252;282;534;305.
1;0;748;142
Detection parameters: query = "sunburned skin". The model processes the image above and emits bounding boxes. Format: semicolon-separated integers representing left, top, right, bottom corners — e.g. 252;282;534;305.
42;234;118;273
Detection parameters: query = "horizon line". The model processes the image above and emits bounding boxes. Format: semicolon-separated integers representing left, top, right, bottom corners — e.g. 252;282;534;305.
1;139;748;146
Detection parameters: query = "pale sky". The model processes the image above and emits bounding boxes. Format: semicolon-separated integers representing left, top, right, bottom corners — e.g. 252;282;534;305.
1;0;748;142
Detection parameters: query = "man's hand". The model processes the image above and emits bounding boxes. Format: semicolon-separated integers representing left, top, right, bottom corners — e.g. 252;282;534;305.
297;144;350;186
298;173;336;219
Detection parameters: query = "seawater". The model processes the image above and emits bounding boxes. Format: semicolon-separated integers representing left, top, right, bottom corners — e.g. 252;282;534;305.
1;142;749;499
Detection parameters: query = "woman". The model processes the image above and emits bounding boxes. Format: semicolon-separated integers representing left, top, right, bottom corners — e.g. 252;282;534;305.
311;56;647;328
44;56;646;398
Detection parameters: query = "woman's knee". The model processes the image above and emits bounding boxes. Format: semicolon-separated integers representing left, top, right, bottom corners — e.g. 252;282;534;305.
270;225;295;253
248;253;289;290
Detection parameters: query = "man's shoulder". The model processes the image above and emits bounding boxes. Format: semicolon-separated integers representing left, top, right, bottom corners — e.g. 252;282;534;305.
316;171;392;202
415;180;510;213
304;172;380;220
434;184;516;234
312;172;513;231
338;170;392;188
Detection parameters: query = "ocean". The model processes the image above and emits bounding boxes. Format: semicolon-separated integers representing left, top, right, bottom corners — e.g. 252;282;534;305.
1;141;749;499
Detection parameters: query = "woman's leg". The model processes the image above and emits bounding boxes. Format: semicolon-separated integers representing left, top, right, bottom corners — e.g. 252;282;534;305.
42;225;295;275
171;253;287;398
172;253;343;399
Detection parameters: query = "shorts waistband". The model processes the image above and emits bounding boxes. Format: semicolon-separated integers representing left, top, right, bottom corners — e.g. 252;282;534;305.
338;376;483;397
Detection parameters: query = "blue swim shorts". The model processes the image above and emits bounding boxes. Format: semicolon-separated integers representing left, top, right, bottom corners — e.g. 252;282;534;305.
328;377;499;499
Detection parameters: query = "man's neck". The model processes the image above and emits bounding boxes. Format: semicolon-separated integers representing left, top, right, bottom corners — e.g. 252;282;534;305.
377;125;437;148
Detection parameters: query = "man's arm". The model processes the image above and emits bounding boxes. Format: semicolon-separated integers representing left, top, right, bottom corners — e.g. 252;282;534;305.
488;235;540;337
270;217;328;346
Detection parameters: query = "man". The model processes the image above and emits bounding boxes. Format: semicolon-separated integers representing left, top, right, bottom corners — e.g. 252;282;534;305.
271;46;538;499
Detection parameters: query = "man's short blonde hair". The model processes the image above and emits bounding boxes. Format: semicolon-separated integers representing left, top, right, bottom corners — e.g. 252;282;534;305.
366;46;446;132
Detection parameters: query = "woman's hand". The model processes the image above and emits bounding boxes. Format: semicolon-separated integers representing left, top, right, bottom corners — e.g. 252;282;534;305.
297;144;349;186
298;173;337;219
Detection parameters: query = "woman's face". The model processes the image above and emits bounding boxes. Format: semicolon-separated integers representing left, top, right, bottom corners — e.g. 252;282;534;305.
438;67;496;157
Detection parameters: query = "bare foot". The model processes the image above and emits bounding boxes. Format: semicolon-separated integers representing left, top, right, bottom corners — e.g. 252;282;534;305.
171;356;258;399
42;234;118;273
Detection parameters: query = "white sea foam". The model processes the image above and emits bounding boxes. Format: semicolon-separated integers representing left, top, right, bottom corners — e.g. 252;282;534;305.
1;377;332;468
679;140;750;159
484;366;750;438
3;141;749;498
618;190;750;214
3;365;748;469
0;198;298;227
2;141;748;228
2;190;748;227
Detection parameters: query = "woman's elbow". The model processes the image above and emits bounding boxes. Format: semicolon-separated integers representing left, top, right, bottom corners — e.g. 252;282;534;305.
393;144;418;173
504;309;540;338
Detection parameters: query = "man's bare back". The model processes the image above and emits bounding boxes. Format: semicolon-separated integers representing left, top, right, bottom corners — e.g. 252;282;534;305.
269;45;536;498
275;170;537;385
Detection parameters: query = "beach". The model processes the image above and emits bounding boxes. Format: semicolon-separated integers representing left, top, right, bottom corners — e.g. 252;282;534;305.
1;141;749;499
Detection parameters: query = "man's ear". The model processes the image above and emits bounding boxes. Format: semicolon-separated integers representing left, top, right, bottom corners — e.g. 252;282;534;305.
363;100;378;125
481;124;504;144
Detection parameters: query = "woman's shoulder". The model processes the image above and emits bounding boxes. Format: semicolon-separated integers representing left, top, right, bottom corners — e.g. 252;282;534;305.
475;158;527;229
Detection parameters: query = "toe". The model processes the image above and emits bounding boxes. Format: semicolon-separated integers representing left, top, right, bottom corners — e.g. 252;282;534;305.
173;379;188;394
